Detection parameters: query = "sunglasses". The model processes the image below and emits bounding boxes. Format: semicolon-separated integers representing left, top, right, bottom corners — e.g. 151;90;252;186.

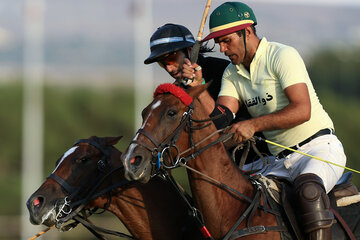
157;51;181;68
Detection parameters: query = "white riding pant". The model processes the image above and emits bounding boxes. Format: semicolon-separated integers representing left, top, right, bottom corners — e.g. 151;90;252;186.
242;134;347;193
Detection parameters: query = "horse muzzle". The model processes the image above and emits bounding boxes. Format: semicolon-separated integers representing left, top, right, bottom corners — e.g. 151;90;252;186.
121;143;153;183
27;194;56;226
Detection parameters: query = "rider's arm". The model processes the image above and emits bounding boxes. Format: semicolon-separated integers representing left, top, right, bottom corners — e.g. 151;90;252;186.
183;59;216;115
230;83;311;143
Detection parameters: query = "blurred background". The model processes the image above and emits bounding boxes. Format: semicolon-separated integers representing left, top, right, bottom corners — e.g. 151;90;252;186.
0;0;359;239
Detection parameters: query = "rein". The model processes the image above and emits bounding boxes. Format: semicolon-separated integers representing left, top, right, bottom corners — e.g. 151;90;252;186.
48;138;134;239
134;96;258;202
159;169;214;240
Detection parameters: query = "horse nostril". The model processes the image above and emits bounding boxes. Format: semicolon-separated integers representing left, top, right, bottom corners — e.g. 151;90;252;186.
130;156;142;166
33;196;44;208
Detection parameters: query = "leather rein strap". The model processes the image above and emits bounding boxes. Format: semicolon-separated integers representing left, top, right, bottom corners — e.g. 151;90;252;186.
73;215;134;240
160;169;215;240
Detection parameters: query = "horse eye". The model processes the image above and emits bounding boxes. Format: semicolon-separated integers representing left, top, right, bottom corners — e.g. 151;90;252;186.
167;109;177;118
76;156;89;163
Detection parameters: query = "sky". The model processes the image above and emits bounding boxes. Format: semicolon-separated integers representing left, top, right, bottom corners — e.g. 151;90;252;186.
0;0;359;85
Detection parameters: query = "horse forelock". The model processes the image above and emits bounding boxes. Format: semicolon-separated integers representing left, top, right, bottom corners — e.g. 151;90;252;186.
153;83;192;106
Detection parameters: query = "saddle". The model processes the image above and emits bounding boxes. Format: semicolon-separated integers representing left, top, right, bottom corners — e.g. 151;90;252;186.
255;172;360;240
259;172;359;207
331;172;360;206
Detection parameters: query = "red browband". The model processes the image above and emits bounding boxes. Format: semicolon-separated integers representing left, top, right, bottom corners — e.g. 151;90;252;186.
153;83;193;106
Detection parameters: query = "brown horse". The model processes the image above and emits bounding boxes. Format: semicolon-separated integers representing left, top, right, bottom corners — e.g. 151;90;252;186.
121;83;359;240
27;136;205;240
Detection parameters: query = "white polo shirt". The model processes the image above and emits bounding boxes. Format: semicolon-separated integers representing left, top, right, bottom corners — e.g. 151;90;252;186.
219;37;334;155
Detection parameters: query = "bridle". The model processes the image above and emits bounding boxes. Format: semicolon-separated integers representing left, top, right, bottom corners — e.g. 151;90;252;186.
131;101;222;240
131;102;195;173
47;138;134;239
132;98;231;174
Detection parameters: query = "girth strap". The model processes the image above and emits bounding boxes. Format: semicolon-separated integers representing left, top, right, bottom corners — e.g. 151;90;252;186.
221;177;287;240
222;190;262;240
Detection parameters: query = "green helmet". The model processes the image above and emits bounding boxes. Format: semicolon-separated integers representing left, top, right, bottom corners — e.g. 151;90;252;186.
203;2;257;41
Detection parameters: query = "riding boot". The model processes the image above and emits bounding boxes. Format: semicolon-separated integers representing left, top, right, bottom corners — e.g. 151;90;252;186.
294;173;335;240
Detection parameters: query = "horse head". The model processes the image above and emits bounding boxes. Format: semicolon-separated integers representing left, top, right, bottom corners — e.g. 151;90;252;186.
26;136;123;231
122;83;208;183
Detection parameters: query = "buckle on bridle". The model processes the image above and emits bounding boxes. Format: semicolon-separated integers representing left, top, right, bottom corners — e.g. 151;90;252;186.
155;145;181;169
97;159;106;172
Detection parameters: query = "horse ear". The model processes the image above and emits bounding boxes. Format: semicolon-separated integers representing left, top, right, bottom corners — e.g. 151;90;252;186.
104;136;123;146
186;82;210;99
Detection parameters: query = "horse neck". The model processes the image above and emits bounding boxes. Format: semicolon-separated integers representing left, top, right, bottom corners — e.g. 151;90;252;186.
185;102;251;188
185;122;253;195
92;151;196;240
110;177;201;240
182;101;255;235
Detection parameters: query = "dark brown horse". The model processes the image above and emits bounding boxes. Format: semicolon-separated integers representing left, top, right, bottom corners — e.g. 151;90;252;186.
27;136;205;240
121;83;360;240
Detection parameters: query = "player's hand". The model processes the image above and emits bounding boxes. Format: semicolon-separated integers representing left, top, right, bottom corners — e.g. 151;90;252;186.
228;120;256;143
181;58;203;86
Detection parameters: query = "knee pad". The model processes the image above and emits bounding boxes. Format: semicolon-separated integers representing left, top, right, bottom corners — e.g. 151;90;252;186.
294;174;335;233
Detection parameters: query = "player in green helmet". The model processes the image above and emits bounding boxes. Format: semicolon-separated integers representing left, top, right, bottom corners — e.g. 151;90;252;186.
189;2;347;239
